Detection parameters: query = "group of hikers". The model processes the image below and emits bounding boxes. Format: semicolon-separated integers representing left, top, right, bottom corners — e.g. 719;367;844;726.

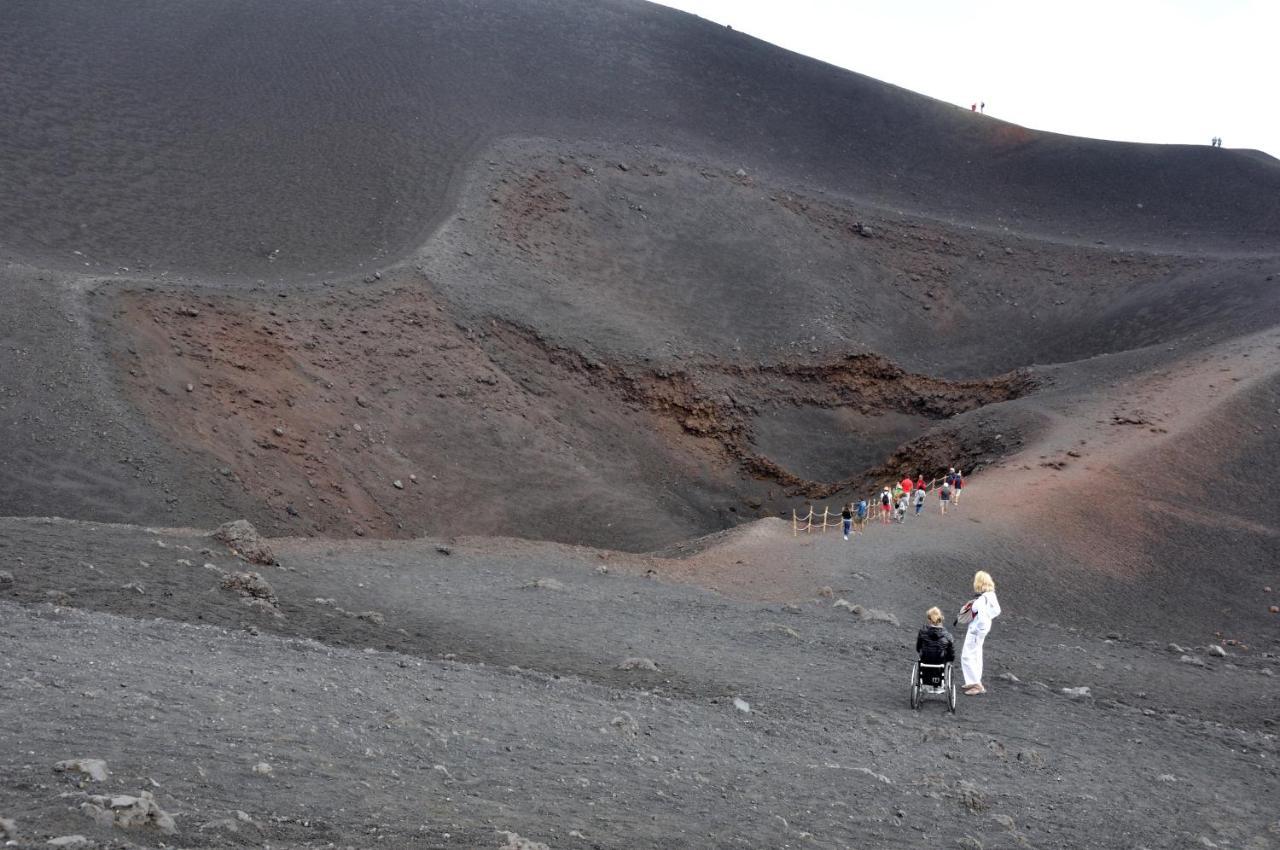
840;467;964;540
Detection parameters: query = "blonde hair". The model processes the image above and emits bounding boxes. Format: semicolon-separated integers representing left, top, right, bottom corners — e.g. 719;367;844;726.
973;570;995;593
926;606;943;625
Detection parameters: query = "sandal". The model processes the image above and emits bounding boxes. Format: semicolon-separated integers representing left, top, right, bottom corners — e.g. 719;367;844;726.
962;685;982;695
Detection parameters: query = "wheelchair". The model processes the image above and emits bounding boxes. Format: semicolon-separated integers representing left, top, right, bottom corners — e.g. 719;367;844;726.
909;660;957;713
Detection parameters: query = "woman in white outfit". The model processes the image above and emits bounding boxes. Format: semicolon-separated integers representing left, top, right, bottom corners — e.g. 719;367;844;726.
961;570;1001;695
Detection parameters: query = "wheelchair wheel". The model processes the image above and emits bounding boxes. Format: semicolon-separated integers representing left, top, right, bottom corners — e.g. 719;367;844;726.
909;662;921;710
945;664;957;713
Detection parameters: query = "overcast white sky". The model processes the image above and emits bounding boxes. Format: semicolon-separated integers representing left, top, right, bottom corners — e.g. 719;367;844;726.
652;0;1279;158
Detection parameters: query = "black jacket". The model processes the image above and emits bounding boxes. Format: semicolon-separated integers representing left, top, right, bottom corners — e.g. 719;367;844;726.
916;624;955;663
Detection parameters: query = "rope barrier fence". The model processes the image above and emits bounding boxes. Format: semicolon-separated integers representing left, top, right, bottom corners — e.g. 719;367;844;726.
791;472;965;537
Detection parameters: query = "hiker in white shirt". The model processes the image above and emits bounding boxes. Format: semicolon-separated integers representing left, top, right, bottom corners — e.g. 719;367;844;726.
961;570;1001;695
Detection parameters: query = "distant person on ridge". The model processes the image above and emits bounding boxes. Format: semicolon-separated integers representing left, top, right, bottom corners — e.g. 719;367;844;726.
917;607;955;664
970;102;977;112
980;101;985;114
842;503;853;540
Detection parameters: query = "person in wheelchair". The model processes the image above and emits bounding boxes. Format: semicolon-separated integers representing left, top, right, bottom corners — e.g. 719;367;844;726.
916;606;955;666
911;606;958;711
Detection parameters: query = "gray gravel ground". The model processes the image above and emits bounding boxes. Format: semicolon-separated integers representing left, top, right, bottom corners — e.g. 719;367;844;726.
1;518;1276;848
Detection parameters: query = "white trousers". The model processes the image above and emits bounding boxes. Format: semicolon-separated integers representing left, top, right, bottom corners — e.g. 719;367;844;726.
961;624;988;686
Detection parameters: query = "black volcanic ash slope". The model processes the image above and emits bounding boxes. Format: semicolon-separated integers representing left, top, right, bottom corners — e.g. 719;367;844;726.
1;0;1277;279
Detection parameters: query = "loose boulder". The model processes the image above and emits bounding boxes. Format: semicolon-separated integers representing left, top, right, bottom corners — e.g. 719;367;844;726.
80;791;176;835
212;520;276;565
54;759;109;782
220;572;281;616
617;657;659;672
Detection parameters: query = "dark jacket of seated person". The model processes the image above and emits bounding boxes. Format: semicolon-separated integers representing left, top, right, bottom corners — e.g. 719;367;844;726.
916;624;955;663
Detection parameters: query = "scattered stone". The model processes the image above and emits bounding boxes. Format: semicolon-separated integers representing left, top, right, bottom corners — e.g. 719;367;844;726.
617;657;659;672
393;479;404;489
1269;605;1279;615
833;598;855;611
1180;655;1207;668
355;395;370;408
595;564;609;575
185;383;194;393
955;780;990;813
991;813;1015;830
765;623;800;639
0;570;13;585
734;168;747;177
212;520;276;565
839;603;901;627
1061;686;1091;698
733;697;751;713
817;586;834;599
1167;643;1186;654
220;572;280;613
120;581;145;594
854;223;876;238
1206;644;1227;657
54;758;109;782
957;836;983;850
272;425;284;437
610;712;638;736
1156;774;1177;783
0;817;16;840
198;817;244;835
355;611;385;626
498;831;550;850
851;767;891;784
46;836;89;848
1015;750;1045;767
997;672;1020;684
252;762;273;776
81;791;175;834
436;545;452;556
524;578;565;592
